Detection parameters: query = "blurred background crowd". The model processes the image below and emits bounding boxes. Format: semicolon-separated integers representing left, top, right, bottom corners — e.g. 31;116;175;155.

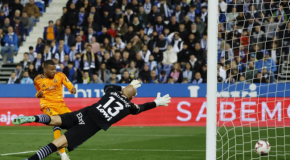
1;0;290;84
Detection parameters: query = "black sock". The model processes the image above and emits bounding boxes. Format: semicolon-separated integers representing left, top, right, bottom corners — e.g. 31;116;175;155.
28;143;57;160
34;114;51;125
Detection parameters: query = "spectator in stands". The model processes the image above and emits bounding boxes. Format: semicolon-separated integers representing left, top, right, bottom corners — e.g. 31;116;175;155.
20;71;33;84
13;10;21;21
221;43;234;62
13;17;24;46
80;45;99;75
2;18;11;34
1;1;11;18
226;8;238;31
182;62;194;83
137;5;148;25
169;62;182;83
178;43;192;65
120;60;138;79
139;44;150;63
20;52;31;71
60;27;75;47
63;61;80;83
55;44;66;63
23;0;40;31
73;52;81;70
148;70;158;83
192;72;203;84
27;63;37;80
98;27;111;45
253;72;267;83
114;35;125;52
43;44;52;61
20;12;30;36
124;25;135;44
63;3;78;30
103;38;111;51
251;44;263;60
55;19;63;34
135;52;145;70
27;46;36;62
273;4;288;22
119;70;132;83
90;73;103;84
152;47;163;63
12;0;24;16
35;38;44;53
245;60;257;82
251;26;266;47
107;50;122;73
162;45;177;66
116;18;128;37
167;77;174;84
66;0;82;11
90;36;100;53
82;71;90;84
43;20;59;43
107;23;116;38
33;53;43;73
138;63;150;83
86;27;97;44
14;63;24;79
106;72;119;83
158;70;167;83
148;55;158;73
7;72;19;84
0;10;6;27
101;10;110;29
255;51;277;83
1;26;18;63
49;40;57;54
75;35;85;53
97;63;110;83
77;7;86;27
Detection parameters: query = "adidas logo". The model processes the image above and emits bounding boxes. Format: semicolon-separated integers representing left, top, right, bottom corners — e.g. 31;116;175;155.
42;84;46;87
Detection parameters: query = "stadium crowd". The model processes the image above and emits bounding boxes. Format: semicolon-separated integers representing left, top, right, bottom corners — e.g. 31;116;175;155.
4;0;290;84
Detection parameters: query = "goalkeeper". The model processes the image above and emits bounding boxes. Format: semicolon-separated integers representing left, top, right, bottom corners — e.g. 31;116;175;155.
13;80;171;160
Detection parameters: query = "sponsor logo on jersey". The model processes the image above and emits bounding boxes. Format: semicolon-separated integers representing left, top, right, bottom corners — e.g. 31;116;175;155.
42;84;46;87
76;112;85;125
54;79;57;83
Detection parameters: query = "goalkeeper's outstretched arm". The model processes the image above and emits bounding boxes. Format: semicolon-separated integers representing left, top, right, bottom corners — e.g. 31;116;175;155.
131;93;171;115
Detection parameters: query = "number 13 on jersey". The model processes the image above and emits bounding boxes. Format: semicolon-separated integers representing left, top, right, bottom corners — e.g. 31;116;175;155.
96;96;124;121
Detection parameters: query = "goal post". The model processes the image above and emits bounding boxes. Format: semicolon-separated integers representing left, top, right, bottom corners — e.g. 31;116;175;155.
212;0;290;159
206;0;219;160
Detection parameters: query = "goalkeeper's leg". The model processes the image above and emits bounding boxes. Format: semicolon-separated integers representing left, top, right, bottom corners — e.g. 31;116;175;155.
13;114;62;126
25;135;68;160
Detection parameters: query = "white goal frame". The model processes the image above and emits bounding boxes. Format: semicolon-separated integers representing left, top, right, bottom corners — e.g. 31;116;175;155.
206;0;219;160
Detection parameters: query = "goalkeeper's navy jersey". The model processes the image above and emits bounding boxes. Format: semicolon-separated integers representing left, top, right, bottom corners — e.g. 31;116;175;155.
86;85;140;130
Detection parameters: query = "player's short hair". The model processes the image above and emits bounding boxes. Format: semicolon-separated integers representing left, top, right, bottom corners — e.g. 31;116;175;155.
44;60;55;68
29;46;33;50
24;52;28;55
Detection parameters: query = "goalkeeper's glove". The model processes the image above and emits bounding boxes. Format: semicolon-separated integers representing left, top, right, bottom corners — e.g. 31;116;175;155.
154;92;171;107
130;79;141;89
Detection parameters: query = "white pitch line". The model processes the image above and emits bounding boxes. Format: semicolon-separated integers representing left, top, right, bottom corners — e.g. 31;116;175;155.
1;149;290;157
79;149;202;152
0;132;194;137
0;151;37;156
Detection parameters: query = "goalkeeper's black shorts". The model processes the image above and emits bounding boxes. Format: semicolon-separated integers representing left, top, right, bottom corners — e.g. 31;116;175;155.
59;108;101;151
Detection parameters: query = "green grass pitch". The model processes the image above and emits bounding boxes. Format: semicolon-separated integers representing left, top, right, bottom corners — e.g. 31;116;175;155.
0;126;289;160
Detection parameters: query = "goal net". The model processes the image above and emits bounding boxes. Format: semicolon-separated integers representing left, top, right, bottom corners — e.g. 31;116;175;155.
215;0;290;159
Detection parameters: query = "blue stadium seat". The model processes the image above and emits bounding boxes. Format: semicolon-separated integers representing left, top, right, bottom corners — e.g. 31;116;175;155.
35;2;45;13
